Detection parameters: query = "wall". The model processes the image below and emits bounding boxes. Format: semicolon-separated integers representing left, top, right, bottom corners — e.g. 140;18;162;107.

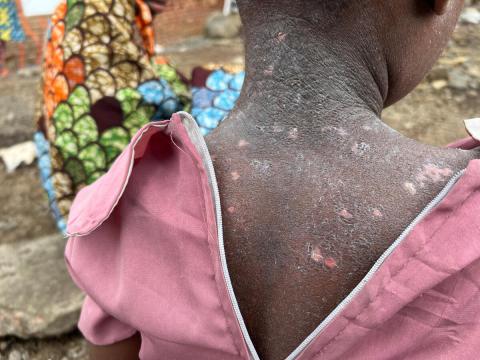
155;0;222;45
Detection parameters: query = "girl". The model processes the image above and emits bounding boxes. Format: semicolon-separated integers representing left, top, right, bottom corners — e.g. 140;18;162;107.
65;0;480;359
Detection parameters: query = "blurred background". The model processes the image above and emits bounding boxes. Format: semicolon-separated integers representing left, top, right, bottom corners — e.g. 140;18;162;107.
0;0;479;359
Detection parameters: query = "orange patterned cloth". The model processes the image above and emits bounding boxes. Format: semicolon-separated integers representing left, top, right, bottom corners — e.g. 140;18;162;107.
41;0;157;124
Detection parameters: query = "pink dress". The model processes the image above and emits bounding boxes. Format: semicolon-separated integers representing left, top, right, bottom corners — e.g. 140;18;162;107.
65;112;480;359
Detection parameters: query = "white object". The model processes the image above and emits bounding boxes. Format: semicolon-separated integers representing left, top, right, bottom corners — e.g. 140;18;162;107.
223;0;238;16
0;141;37;173
464;118;480;142
460;7;480;25
223;0;232;16
22;0;60;17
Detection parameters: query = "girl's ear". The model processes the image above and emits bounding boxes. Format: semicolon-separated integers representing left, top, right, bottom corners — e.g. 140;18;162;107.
432;0;450;15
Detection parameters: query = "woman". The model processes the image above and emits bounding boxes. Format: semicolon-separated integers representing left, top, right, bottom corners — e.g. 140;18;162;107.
35;0;244;232
35;0;189;232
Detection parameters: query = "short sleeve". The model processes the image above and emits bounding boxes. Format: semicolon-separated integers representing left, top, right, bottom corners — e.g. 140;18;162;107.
65;234;138;346
62;123;172;346
78;296;137;346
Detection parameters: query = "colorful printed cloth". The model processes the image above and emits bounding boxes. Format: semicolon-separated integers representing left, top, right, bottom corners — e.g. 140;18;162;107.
0;0;26;42
35;0;188;232
191;67;245;135
35;0;245;232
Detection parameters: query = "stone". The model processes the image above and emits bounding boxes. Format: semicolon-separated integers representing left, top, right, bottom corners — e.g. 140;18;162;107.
7;350;21;360
427;67;449;81
0;234;84;338
205;11;242;39
448;68;471;90
466;63;480;78
66;345;85;359
0;76;40;148
431;79;448;90
439;56;469;67
460;7;480;24
16;66;41;78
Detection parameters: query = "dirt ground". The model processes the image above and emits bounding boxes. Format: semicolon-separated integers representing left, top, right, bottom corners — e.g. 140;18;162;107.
383;22;480;145
0;8;479;360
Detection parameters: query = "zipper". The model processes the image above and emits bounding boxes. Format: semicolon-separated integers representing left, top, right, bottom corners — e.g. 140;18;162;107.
284;168;466;360
178;112;260;360
180;111;466;360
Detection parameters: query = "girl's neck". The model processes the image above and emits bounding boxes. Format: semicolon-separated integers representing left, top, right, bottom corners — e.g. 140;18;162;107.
224;16;393;144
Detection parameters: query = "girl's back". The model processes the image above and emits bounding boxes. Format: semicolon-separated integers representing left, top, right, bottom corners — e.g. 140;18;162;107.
208;113;479;359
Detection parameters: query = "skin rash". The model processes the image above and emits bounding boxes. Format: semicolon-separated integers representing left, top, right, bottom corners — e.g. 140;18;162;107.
89;0;480;359
207;1;478;359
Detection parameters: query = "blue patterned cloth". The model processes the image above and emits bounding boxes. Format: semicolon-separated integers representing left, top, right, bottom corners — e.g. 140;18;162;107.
0;0;26;42
191;69;245;135
34;131;67;233
138;79;183;120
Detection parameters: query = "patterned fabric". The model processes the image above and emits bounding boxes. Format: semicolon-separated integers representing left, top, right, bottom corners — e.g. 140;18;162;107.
0;0;25;42
191;68;244;136
35;0;187;233
153;57;191;110
35;0;245;232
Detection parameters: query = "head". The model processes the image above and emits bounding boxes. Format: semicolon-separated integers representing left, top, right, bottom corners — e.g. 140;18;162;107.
237;0;464;108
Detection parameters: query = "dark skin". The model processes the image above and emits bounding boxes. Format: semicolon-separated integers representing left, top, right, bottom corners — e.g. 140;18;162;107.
90;0;478;359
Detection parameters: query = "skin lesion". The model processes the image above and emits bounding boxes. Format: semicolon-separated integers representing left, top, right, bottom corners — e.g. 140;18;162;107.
415;163;454;185
403;163;455;195
237;139;250;148
307;244;339;270
404;181;418;195
338;209;354;219
230;170;241;181
324;257;337;269
372;208;384;218
310;245;324;263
